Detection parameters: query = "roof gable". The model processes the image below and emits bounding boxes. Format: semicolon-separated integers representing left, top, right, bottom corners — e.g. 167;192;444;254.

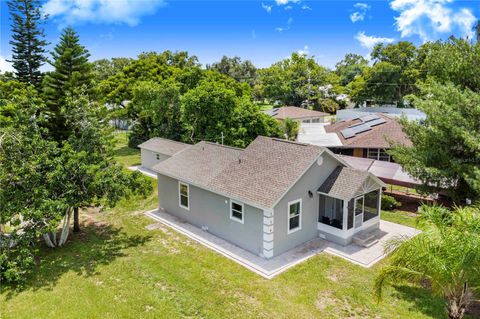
138;137;190;156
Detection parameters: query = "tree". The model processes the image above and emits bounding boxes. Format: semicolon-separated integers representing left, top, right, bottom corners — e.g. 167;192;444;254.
335;53;368;86
99;51;202;104
128;80;184;146
93;57;132;82
349;42;419;106
390;80;480;202
43;27;94;142
282;117;299;141
208;56;257;87
257;53;335;108
417;38;480;93
0;79;43;126
7;0;48;87
181;75;281;147
375;204;480;319
49;94;151;236
0;126;66;283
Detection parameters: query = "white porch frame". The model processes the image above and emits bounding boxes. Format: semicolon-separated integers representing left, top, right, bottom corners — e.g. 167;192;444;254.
317;188;383;239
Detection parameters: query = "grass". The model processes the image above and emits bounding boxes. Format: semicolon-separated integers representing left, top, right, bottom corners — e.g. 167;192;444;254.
1;132;451;319
381;210;420;229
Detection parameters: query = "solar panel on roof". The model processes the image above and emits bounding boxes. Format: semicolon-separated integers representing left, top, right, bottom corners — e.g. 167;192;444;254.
367;118;387;127
341;128;356;139
351;123;372;134
359;114;380;122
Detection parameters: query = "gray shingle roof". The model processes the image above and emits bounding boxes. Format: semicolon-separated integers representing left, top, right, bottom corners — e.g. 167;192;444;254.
153;136;325;209
317;166;374;200
138;138;190;156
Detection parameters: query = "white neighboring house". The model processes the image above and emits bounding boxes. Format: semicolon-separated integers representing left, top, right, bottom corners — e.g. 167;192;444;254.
138;138;190;171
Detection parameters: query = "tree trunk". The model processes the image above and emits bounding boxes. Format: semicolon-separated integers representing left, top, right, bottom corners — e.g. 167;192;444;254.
447;283;471;319
73;207;80;233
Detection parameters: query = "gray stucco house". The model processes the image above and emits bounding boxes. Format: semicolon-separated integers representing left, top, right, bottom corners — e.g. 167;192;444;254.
147;136;385;259
138;138;189;170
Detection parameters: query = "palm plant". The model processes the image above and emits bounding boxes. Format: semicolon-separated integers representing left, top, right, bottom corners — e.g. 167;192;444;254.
374;205;480;319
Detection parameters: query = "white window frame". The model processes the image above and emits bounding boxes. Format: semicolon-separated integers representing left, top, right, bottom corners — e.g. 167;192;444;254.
178;181;190;210
229;200;244;224
287;199;302;234
367;148;391;162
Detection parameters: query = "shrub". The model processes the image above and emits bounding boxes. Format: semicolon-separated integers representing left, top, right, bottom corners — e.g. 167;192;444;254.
381;195;401;210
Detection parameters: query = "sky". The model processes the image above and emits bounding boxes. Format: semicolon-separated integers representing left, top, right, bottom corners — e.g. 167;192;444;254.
0;0;479;72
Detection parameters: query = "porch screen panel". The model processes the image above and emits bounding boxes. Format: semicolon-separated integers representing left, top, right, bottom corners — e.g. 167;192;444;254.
347;199;354;229
319;195;343;230
364;189;380;221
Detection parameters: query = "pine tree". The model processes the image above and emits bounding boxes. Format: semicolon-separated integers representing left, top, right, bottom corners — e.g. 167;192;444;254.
7;0;48;87
43;27;93;142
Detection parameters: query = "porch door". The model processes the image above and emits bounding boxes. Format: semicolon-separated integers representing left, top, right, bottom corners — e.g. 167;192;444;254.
354;196;364;228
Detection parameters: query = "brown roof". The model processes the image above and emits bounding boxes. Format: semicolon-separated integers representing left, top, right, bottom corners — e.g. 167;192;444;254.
324;114;411;148
318;166;375;200
153;136;325;209
271;106;329;120
138;138;190;156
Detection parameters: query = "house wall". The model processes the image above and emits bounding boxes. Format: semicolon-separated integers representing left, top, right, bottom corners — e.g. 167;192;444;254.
272;152;340;256
141;149;170;170
157;174;264;255
353;148;364;158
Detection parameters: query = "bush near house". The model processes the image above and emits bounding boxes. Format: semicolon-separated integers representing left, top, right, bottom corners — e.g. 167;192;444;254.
381;195;401;211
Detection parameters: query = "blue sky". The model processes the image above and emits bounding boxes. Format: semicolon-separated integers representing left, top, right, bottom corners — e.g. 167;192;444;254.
0;0;479;71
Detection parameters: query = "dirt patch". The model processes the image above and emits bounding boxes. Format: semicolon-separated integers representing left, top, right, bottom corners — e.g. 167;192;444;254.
467;300;480;317
315;291;338;311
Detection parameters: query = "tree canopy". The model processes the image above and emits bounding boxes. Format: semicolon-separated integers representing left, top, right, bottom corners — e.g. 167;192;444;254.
390;80;480;202
7;0;48;88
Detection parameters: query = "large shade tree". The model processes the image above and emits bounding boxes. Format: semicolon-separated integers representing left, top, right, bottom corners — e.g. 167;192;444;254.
257;53;339;109
182;74;282;147
390;80;480;202
375;204;480;319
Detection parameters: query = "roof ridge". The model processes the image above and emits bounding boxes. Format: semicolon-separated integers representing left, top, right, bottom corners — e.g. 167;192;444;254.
151;137;189;146
203;141;244;151
270;138;311;147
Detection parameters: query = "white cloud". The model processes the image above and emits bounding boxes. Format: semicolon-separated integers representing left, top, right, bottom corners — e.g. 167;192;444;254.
297;45;310;55
275;0;300;5
261;2;272;13
275;17;293;32
42;0;165;26
301;4;312;10
0;56;14;73
284;5;292;11
355;31;394;49
350;2;371;23
390;0;477;41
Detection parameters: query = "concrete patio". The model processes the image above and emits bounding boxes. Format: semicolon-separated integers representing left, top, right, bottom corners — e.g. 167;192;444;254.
144;209;420;279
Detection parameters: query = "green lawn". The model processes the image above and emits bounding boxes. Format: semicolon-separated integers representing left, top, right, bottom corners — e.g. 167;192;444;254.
1;133;450;319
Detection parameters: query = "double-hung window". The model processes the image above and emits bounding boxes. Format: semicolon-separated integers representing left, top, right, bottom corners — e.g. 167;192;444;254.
156;153;160;160
230;200;244;223
179;182;189;210
288;199;302;234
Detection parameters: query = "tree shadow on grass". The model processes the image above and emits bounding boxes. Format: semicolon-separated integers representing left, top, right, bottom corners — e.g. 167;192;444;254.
393;285;447;318
2;220;151;299
114;145;139;158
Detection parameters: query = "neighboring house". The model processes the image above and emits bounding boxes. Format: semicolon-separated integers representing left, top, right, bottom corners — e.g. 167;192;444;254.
150;136;385;259
264;106;329;123
138;138;189;170
337;107;426;122
299;114;411;162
